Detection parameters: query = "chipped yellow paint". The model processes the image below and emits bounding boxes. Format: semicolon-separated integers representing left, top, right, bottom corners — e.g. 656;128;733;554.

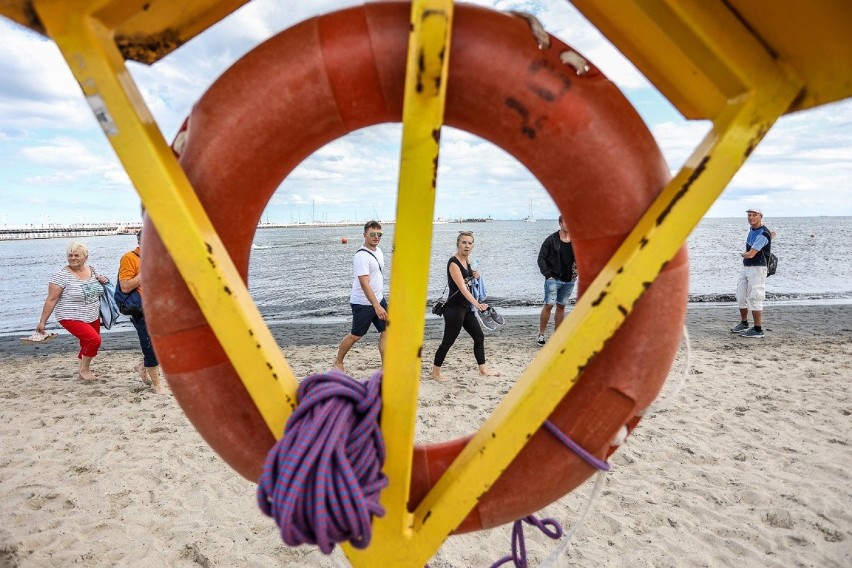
408;67;802;560
31;0;298;437
571;0;852;117
343;1;454;565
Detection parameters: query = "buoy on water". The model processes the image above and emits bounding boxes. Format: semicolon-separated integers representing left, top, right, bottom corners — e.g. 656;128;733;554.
341;237;348;244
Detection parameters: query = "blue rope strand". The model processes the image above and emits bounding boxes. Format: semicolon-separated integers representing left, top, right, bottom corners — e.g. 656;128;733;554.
257;370;387;554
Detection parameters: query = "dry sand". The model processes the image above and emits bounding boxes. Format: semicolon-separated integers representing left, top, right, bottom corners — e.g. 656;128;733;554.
1;304;850;567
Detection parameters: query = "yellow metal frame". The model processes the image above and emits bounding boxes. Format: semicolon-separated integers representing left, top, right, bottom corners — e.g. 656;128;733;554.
31;0;299;435
5;0;850;566
346;1;454;562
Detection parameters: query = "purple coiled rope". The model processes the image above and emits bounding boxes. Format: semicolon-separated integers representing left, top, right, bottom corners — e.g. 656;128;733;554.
257;370;388;554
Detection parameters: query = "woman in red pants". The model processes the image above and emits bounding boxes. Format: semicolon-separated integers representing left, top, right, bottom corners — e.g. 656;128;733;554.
36;241;108;381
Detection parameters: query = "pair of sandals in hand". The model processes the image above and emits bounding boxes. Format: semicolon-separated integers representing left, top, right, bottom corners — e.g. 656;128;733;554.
476;306;505;331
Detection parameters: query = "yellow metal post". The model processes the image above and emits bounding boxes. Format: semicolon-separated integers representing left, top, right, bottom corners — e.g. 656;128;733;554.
343;0;454;565
32;0;299;435
405;4;805;559
409;76;803;552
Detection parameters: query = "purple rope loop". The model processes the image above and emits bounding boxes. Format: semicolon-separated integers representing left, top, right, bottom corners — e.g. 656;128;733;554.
489;422;609;566
257;370;388;554
490;515;564;568
543;420;611;472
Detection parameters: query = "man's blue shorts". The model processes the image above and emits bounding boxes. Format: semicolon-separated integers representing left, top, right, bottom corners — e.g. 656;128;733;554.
350;298;388;336
543;278;575;306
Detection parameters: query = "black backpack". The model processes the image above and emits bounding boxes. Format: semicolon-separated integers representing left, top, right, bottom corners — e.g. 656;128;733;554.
765;250;778;276
761;227;778;277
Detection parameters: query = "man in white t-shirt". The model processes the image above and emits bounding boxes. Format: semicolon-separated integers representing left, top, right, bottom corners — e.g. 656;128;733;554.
333;221;387;372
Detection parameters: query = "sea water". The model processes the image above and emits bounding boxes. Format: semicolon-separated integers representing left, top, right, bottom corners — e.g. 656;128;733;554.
1;217;849;337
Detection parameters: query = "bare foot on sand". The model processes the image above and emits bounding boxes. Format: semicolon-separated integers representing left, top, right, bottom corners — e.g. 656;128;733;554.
479;364;500;377
136;363;152;386
332;362;346;373
78;370;96;381
142;365;168;394
431;366;448;382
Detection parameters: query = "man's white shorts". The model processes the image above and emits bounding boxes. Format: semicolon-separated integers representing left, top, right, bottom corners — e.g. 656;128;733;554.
736;265;767;312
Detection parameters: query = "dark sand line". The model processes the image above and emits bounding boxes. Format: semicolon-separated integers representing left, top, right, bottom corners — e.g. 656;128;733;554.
3;303;849;360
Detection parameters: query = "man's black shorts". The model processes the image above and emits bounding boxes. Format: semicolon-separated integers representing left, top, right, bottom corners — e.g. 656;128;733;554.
350;298;388;336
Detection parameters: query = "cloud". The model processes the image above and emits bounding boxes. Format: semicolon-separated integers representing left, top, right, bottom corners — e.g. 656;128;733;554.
125;0;376;137
0;21;92;132
14;137;126;187
651;120;712;171
1;0;850;225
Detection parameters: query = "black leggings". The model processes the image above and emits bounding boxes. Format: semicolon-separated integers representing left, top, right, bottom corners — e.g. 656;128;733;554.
433;302;485;367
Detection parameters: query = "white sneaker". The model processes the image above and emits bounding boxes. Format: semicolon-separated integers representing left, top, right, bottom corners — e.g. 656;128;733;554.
536;334;545;346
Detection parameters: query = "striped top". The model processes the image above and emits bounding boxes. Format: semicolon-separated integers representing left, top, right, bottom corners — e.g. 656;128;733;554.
49;266;103;323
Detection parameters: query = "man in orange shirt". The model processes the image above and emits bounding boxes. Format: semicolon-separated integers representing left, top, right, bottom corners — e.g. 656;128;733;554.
118;230;166;393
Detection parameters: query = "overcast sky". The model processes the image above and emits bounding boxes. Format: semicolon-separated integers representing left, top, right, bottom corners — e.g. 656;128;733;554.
1;0;850;226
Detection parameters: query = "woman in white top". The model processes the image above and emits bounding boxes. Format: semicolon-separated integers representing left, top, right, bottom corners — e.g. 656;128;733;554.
36;241;109;381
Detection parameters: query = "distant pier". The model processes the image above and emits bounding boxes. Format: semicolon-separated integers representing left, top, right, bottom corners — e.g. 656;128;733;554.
0;222;143;241
0;220;396;241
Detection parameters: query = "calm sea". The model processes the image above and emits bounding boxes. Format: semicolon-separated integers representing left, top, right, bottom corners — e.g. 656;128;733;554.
1;217;849;337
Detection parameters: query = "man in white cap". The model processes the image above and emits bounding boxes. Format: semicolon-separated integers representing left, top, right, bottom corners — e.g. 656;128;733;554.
731;208;773;338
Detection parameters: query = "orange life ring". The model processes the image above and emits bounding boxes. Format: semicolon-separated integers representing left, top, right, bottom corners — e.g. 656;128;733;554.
144;2;688;534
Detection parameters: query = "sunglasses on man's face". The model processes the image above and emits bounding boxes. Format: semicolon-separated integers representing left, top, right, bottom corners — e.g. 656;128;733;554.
368;231;383;237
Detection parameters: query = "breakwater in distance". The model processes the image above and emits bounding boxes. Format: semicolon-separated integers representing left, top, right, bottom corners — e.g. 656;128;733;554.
2;217;850;337
0;222;143;241
0;221;397;241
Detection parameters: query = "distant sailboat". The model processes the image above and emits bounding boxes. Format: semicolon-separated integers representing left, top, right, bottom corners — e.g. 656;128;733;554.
524;199;536;222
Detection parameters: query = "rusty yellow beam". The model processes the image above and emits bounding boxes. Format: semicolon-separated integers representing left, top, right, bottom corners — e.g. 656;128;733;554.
1;0;249;62
401;3;804;565
571;0;852;118
33;0;298;436
343;0;454;565
6;0;849;108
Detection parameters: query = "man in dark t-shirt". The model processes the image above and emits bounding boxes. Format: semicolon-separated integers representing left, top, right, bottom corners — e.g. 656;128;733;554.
536;215;577;346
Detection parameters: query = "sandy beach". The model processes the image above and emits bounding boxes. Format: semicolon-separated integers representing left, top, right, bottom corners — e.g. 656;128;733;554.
1;303;850;567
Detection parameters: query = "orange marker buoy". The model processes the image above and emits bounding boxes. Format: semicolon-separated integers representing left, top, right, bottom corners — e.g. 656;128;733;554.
341;237;348;244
